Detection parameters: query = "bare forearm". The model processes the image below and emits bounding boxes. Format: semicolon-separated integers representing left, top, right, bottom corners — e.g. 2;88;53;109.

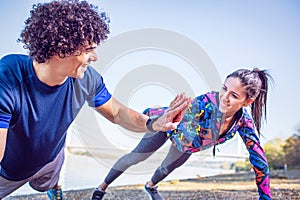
115;93;192;132
114;108;148;132
96;93;191;133
0;128;8;161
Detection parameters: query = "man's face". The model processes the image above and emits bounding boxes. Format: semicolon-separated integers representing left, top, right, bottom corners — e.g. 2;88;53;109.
65;43;98;79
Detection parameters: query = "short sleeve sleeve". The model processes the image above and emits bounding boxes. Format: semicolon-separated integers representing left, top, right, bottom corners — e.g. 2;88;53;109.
91;83;112;107
0;75;14;128
84;67;112;107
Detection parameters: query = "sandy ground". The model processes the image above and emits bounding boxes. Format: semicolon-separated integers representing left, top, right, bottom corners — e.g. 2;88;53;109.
5;170;300;200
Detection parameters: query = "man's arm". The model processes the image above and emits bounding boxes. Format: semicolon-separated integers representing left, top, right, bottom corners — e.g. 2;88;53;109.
0;128;8;161
95;93;191;133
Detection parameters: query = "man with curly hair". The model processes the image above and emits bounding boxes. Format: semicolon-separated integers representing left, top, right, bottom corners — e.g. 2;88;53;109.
0;1;190;199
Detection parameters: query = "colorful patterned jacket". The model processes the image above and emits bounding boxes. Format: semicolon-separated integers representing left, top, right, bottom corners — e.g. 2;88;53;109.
145;91;272;199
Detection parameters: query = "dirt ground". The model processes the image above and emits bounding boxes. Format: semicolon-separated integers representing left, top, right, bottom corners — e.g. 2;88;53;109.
5;170;300;200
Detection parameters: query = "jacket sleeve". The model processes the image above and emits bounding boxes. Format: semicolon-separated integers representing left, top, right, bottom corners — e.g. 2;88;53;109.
238;121;272;200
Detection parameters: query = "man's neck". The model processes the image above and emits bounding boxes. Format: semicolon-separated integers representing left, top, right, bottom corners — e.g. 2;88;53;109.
33;59;68;86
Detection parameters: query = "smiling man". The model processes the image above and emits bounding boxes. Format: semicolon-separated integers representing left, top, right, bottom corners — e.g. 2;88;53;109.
0;1;191;199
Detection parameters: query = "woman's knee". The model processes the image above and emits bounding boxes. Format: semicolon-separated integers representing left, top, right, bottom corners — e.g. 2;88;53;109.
121;152;152;166
159;165;175;176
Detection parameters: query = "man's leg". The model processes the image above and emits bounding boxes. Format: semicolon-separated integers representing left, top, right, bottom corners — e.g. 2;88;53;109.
29;147;65;200
0;176;28;199
0;147;65;199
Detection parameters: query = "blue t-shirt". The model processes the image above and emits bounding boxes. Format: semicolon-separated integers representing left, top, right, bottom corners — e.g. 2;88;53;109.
0;54;112;181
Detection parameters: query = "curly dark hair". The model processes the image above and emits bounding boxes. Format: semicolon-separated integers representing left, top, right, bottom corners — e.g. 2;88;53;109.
18;0;110;63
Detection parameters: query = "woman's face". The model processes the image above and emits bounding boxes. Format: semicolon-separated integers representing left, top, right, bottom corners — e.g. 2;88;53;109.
219;77;253;117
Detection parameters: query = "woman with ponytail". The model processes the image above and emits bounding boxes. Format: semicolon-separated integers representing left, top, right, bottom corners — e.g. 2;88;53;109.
93;68;273;200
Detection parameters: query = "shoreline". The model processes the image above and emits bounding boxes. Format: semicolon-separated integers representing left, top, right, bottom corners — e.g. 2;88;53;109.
5;170;300;200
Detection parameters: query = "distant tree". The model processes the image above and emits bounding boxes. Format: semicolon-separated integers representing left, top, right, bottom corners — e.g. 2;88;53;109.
264;138;286;170
233;159;252;172
283;133;300;169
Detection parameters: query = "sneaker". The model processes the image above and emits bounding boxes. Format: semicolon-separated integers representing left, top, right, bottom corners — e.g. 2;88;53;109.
47;185;65;200
91;188;106;200
144;184;163;200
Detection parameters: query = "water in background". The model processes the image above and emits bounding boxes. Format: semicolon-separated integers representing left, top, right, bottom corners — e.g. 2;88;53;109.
8;150;234;197
7;128;243;197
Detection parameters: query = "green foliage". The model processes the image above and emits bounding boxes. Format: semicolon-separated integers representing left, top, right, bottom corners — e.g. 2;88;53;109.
221;161;232;170
264;138;286;170
233;159;252;172
234;128;300;171
283;133;300;169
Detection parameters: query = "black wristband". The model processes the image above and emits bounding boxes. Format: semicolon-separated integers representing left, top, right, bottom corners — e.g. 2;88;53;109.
146;115;161;132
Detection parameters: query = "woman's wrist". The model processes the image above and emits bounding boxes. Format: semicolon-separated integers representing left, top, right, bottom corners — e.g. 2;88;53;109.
146;115;161;132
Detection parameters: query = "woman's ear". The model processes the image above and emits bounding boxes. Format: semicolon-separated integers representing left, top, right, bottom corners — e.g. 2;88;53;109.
243;98;254;107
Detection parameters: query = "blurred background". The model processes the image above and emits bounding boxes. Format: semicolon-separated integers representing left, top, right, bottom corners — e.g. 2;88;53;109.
1;0;299;197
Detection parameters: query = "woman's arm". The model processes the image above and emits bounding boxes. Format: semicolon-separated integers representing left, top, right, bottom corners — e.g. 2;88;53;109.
239;125;272;200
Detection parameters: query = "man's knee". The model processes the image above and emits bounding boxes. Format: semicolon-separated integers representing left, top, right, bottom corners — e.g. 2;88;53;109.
29;177;57;192
0;177;28;198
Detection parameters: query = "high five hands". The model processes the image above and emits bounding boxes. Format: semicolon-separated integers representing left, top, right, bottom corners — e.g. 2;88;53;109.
152;93;192;132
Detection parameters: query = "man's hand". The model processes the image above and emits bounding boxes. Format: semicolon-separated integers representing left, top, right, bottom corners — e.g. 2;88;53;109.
152;93;192;132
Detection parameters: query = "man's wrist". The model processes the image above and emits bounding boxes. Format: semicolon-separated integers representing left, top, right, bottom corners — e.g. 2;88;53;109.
146;115;161;132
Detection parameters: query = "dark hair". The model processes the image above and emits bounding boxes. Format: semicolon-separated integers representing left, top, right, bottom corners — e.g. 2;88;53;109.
227;68;273;135
18;0;110;63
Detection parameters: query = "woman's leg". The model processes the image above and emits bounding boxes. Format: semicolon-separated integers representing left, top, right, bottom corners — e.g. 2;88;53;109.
98;131;168;191
149;145;191;186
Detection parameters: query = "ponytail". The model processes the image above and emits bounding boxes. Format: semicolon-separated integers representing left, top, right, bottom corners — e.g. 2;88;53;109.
250;68;273;135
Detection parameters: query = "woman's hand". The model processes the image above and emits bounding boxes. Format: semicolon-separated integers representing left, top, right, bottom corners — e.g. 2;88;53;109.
152;93;192;132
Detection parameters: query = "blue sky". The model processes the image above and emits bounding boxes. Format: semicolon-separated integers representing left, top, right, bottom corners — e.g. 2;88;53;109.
1;0;300;145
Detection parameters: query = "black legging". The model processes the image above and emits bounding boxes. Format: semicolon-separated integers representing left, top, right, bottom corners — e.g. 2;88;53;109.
104;131;191;185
